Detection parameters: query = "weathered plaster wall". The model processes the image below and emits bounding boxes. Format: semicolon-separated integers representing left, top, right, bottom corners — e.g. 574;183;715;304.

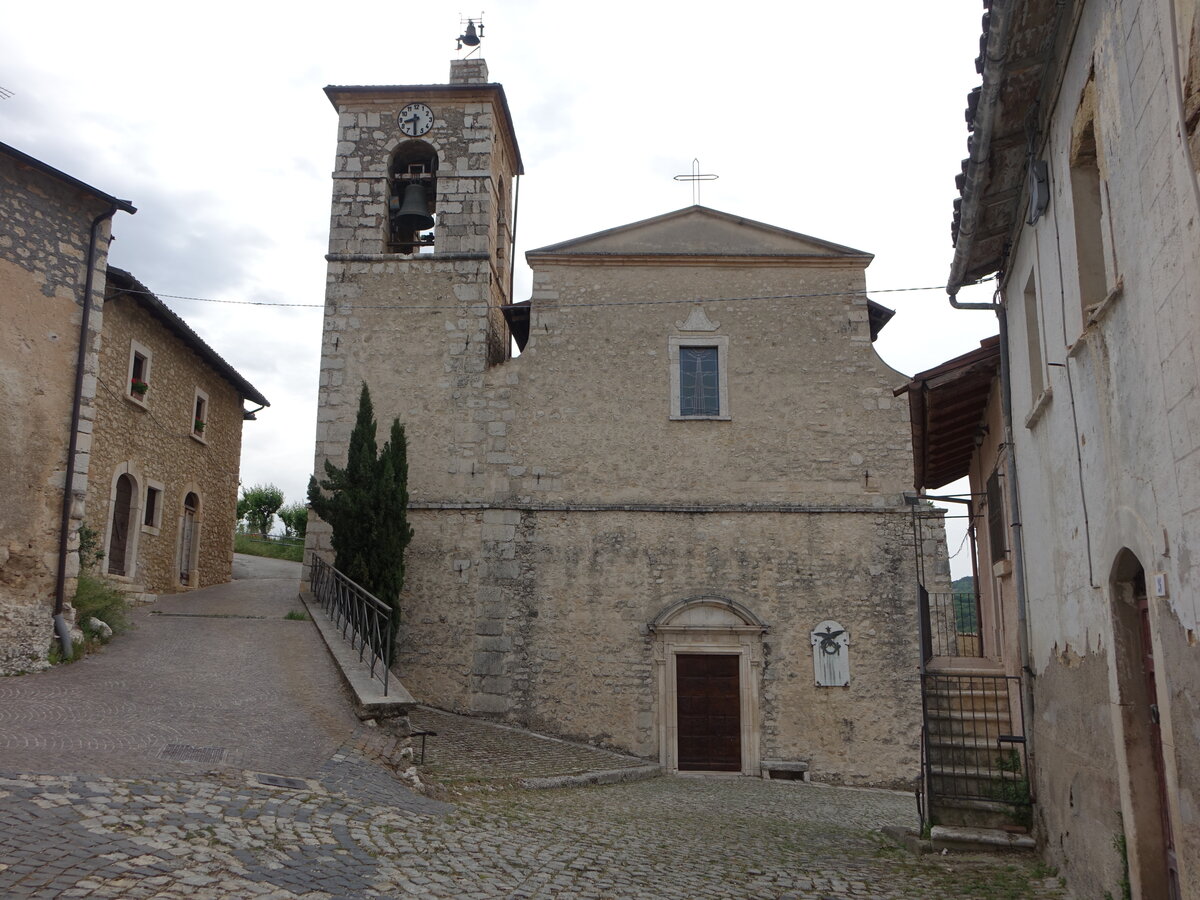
0;154;113;674
998;0;1200;893
86;292;243;593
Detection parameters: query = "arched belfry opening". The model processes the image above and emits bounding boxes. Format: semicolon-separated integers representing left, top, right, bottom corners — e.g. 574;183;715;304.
388;141;438;254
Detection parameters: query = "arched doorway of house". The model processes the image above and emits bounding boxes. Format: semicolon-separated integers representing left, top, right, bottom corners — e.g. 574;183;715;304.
179;492;200;587
107;473;138;576
1110;550;1180;899
650;596;767;775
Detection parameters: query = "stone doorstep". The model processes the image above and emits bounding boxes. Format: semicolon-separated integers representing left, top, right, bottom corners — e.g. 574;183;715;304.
520;765;662;791
930;825;1036;853
881;824;1036;856
106;581;157;606
298;590;416;720
760;759;810;781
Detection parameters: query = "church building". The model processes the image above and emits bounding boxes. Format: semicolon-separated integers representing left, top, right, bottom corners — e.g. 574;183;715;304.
306;57;943;786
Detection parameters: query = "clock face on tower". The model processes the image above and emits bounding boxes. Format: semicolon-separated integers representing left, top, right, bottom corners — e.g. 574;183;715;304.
398;103;434;137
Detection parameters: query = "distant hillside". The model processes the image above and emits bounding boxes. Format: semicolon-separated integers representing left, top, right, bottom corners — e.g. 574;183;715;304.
951;575;975;595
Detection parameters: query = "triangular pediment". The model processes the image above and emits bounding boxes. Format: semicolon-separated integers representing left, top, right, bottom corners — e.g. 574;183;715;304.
527;206;871;261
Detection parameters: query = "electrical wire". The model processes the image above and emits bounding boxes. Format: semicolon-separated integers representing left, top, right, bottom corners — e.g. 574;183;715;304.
115;276;995;313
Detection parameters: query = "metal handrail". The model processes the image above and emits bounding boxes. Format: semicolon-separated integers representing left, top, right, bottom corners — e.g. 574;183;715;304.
308;555;394;696
921;590;984;660
920;672;1030;807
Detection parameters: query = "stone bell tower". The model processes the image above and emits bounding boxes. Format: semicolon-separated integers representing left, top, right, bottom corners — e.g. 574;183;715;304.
307;57;524;564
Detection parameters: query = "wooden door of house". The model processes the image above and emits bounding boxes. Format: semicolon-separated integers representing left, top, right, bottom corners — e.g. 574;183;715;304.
1138;592;1181;899
676;653;741;771
107;474;133;576
179;493;198;585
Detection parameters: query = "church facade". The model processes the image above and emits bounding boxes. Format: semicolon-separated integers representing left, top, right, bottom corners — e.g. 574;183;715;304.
306;58;943;786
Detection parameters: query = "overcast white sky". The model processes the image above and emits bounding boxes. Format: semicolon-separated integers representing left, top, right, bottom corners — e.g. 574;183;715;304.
3;1;997;575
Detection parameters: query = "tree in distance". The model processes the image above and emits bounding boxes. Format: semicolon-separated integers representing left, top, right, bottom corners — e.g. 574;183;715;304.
239;483;284;536
278;502;309;540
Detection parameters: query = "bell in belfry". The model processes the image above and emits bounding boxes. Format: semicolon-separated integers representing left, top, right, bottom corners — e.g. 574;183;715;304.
392;182;435;232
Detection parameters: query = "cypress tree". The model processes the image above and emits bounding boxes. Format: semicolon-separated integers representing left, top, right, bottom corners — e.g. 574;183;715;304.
308;383;413;658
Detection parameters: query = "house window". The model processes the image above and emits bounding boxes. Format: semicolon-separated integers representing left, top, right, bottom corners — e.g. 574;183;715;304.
192;389;209;440
986;470;1007;561
1023;271;1044;402
127;340;152;403
143;482;164;533
669;335;730;420
1070;76;1116;325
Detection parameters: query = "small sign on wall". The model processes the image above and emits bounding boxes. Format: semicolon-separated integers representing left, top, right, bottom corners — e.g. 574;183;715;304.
811;620;850;687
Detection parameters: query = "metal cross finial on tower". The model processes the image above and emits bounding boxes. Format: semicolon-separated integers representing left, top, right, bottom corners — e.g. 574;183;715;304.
673;158;718;206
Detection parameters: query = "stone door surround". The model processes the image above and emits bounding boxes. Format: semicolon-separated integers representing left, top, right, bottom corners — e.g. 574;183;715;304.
650;595;767;776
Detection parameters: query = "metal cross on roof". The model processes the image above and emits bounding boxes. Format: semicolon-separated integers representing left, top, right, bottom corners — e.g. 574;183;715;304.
673;158;718;206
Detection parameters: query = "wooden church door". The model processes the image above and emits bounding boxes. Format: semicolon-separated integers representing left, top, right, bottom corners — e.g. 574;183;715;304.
676;654;741;771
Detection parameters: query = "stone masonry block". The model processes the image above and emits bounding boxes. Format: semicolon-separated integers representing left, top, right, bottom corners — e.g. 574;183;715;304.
472;651;506;676
482;509;522;525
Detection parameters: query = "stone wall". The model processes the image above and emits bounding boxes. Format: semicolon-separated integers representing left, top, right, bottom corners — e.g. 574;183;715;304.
398;505;925;787
994;0;1200;893
0;152;115;674
85;291;243;593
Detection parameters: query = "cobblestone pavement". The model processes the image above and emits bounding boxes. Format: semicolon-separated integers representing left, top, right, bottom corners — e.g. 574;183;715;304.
0;771;1068;899
0;557;1070;899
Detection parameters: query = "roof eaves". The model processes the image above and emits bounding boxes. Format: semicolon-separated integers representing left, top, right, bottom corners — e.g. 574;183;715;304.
105;268;269;408
0;142;136;214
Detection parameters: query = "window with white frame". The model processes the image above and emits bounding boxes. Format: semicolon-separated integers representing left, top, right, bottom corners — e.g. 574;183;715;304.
192;389;209;440
669;334;730;420
127;340;152;403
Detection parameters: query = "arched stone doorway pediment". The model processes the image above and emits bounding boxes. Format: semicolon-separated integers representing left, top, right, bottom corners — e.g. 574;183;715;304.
650;595;769;632
650;595;765;776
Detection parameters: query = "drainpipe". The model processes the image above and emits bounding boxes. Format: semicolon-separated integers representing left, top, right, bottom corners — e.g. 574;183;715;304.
52;205;120;656
947;287;1036;778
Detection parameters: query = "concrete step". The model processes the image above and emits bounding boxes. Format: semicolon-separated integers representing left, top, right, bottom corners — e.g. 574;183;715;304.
930;825;1035;853
930;797;1028;830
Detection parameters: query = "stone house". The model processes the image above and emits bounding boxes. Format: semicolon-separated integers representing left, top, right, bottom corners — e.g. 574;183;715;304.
0;142;134;675
87;269;268;596
306;58;947;786
924;0;1200;896
0;142;267;675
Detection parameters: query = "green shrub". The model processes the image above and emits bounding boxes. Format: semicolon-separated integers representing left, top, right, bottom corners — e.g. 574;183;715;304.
73;573;130;637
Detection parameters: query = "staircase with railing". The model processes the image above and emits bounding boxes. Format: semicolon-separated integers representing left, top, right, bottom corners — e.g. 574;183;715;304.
918;588;1031;831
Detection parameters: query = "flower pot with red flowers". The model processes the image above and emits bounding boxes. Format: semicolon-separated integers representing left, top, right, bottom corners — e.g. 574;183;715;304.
130;378;149;397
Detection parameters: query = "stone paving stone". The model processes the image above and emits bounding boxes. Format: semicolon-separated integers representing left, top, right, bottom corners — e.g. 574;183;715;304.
0;557;1071;898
